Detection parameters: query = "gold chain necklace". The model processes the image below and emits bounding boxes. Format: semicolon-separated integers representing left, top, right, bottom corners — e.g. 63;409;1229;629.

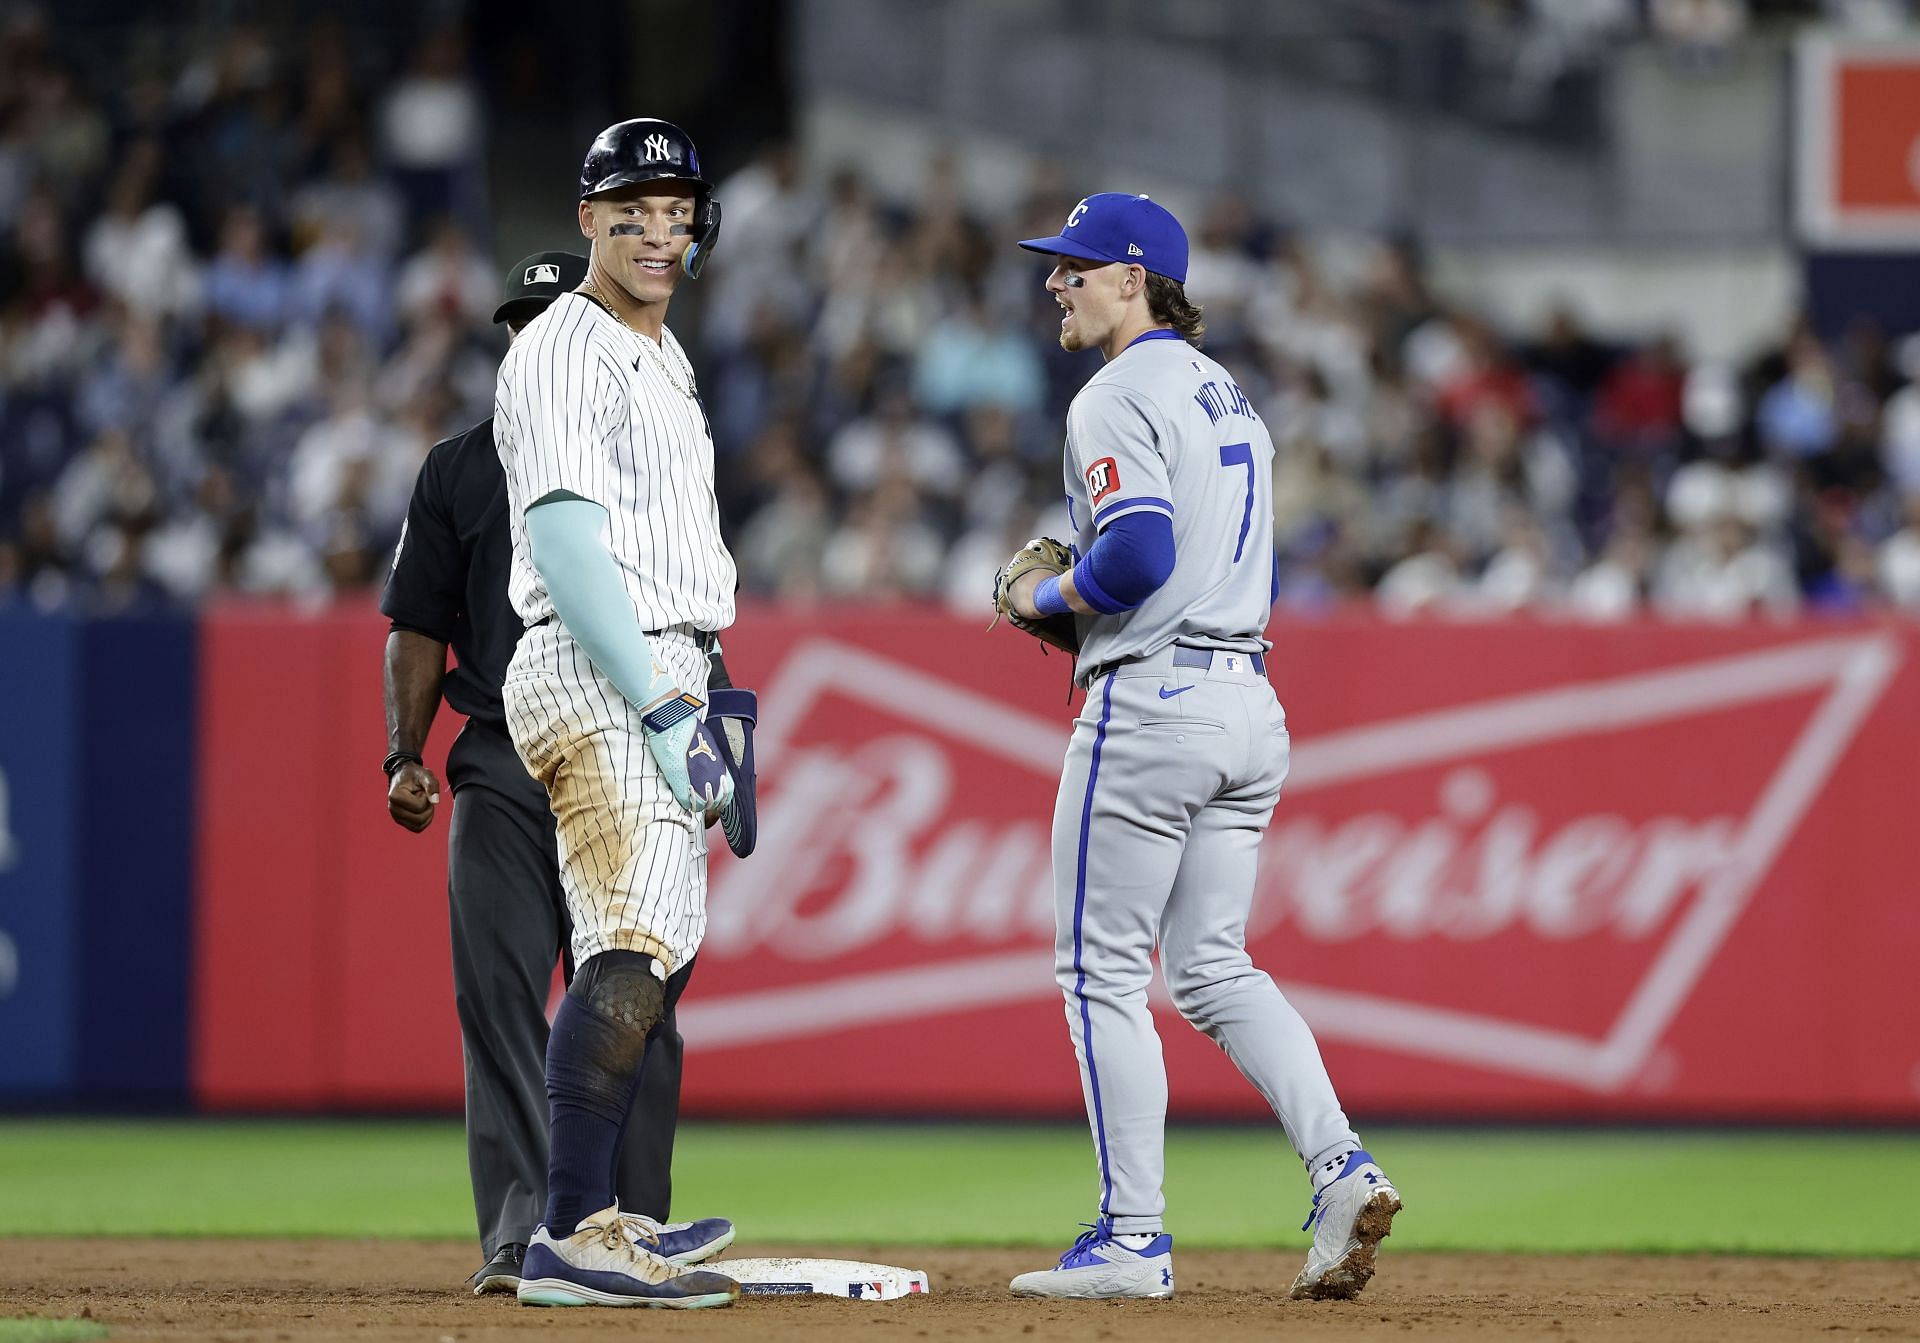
578;280;696;400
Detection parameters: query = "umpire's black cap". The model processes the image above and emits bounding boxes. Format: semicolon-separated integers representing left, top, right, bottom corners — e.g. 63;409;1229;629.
493;250;588;326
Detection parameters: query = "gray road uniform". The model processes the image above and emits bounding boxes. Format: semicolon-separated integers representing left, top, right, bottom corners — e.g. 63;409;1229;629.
1054;329;1360;1234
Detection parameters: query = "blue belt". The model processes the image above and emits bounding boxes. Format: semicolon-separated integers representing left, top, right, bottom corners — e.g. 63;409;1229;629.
1086;645;1266;683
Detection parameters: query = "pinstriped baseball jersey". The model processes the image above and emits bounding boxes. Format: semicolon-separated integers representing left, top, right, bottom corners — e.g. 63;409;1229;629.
492;289;736;975
494;292;735;636
1063;332;1272;671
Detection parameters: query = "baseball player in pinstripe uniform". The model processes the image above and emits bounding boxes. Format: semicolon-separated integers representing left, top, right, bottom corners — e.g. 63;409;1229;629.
382;249;751;1297
998;195;1401;1302
489;118;741;1310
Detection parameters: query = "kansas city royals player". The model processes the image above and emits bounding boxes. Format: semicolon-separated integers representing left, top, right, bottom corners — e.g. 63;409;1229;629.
1003;194;1401;1301
490;118;739;1309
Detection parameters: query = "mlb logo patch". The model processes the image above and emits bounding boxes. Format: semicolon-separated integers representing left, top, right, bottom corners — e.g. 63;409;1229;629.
1085;456;1121;505
524;263;561;285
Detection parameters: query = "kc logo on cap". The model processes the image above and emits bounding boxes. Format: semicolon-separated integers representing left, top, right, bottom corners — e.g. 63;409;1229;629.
525;263;561;285
1017;192;1191;285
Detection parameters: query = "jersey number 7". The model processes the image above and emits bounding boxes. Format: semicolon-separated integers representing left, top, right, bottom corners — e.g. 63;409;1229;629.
1219;442;1254;563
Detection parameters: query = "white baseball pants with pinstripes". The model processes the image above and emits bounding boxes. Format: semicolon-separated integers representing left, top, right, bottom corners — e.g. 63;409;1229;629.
504;623;714;976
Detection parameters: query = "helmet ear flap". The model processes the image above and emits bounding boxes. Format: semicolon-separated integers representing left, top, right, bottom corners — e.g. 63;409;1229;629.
682;197;722;279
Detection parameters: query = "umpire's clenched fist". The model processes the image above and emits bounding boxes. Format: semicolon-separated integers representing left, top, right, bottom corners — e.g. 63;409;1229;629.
388;760;443;832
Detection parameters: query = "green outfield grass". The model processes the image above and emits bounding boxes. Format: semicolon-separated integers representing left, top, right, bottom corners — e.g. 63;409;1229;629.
0;1323;109;1342
0;1120;1914;1257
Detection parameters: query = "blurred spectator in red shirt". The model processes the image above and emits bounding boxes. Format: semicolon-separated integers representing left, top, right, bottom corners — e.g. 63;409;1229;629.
1434;316;1536;430
1593;333;1685;450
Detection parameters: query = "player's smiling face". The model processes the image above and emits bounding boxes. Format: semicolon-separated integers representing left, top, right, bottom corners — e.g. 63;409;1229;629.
1046;256;1130;353
579;183;697;304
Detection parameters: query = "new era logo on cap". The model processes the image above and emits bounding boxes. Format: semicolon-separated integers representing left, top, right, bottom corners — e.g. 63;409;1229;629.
1128;243;1144;256
524;263;561;285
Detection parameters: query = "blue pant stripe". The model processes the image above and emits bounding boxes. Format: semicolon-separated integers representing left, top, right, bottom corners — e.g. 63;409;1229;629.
1071;674;1117;1214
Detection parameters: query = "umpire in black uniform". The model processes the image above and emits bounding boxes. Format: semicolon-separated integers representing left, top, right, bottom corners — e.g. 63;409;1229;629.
379;251;750;1294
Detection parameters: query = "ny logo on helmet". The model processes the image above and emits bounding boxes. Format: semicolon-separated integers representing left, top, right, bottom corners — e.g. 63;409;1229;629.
645;132;672;161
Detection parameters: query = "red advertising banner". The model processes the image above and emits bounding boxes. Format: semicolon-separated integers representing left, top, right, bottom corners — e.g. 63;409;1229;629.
1796;35;1920;246
691;612;1920;1121
194;600;466;1108
194;605;1920;1120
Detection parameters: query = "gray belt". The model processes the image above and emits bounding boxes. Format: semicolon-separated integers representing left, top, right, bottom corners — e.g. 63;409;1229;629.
1085;644;1267;683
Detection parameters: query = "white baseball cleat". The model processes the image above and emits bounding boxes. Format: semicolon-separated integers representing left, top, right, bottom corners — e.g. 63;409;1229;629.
1010;1220;1175;1300
1289;1149;1401;1300
516;1204;739;1308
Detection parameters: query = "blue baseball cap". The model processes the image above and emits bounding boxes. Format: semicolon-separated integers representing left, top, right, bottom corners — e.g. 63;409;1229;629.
1018;193;1189;284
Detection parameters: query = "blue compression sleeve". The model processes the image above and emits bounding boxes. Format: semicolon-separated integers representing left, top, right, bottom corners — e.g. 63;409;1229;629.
1073;511;1176;614
525;497;672;711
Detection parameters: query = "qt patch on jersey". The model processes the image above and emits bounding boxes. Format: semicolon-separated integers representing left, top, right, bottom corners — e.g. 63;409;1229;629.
1086;456;1121;504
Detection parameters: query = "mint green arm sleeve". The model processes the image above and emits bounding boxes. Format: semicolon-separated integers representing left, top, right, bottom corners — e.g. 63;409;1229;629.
525;497;675;711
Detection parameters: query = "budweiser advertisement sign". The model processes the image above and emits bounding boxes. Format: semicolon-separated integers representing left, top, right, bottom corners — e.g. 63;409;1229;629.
682;612;1920;1120
189;606;1920;1118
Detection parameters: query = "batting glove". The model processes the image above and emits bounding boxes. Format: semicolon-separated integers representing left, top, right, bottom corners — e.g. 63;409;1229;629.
706;687;759;858
640;690;735;815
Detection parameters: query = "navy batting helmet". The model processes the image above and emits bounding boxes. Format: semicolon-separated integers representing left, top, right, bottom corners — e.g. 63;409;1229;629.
578;118;722;279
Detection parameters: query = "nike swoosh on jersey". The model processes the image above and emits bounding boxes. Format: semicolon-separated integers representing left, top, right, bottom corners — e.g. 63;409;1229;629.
1158;686;1192;699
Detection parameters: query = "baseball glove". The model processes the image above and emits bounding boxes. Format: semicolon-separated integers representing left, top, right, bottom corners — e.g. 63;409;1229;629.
989;536;1080;656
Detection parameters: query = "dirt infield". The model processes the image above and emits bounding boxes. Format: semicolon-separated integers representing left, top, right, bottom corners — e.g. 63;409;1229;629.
3;1239;1915;1342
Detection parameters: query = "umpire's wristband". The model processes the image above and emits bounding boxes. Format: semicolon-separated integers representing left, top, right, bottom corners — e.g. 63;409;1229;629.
381;750;424;778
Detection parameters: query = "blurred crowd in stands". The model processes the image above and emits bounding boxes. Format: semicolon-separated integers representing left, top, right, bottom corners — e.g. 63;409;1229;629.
0;12;488;607
3;8;1918;620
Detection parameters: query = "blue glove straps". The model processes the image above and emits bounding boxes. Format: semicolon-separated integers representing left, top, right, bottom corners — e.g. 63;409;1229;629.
638;693;701;734
706;688;758;858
